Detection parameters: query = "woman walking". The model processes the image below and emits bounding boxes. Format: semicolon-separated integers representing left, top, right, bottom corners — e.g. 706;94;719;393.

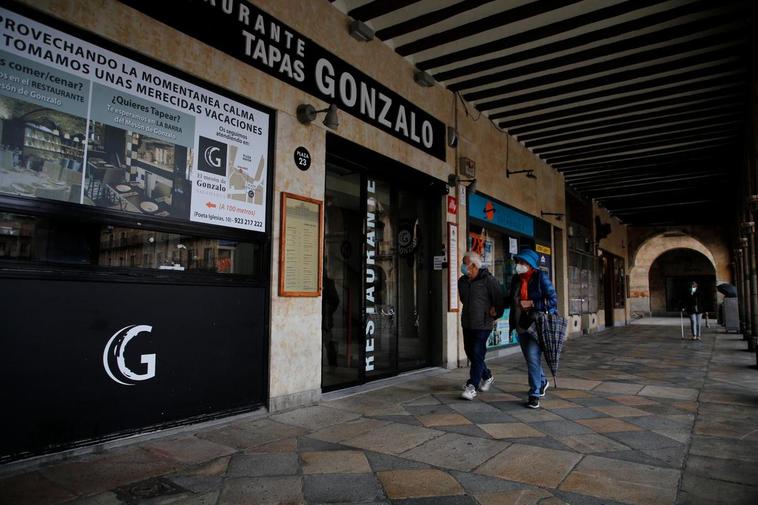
507;249;558;409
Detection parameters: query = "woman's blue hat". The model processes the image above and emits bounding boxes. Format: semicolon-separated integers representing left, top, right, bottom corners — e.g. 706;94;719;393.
514;249;539;269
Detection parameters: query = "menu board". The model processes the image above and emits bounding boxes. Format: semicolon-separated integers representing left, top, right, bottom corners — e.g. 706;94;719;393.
279;192;322;296
0;5;271;233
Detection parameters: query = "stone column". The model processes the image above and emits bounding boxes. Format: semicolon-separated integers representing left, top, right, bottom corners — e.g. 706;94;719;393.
734;247;750;340
748;222;758;354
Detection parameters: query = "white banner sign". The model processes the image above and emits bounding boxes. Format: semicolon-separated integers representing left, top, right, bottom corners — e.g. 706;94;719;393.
0;6;270;232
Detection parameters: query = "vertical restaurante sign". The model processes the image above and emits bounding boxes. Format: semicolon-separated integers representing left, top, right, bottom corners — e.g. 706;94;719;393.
365;178;376;372
0;4;272;233
118;0;446;161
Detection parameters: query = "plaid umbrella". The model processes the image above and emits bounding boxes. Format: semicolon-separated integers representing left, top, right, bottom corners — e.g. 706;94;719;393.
527;313;568;387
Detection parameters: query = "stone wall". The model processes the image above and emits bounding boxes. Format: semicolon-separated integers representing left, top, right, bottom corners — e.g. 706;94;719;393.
22;0;569;410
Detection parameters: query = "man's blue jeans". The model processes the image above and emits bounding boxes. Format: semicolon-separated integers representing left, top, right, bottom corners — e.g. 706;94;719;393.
463;328;492;388
519;332;547;397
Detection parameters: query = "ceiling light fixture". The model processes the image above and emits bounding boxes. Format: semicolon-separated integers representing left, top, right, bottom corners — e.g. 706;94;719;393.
541;211;564;221
504;137;536;179
448;174;476;194
414;70;435;87
507;168;536;179
348;19;374;41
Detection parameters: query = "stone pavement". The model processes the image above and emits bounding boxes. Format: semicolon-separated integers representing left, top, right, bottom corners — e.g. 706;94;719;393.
2;324;758;505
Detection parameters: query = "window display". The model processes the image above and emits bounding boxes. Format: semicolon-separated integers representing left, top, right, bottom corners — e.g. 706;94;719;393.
0;212;262;276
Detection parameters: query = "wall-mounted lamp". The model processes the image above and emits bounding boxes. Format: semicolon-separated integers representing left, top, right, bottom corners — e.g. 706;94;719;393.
297;103;339;129
446;126;458;148
541;211;564;221
448;174;476;194
414;70;435;87
349;19;374;41
506;168;536;179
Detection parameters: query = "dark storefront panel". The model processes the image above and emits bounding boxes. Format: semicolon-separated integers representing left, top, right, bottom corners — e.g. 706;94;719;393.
0;278;266;460
0;3;274;461
567;191;598;316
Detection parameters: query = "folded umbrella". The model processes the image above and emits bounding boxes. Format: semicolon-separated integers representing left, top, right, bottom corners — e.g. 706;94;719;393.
527;313;568;387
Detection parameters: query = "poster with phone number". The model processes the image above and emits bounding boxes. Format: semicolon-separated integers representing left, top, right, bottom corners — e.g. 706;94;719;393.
0;6;270;233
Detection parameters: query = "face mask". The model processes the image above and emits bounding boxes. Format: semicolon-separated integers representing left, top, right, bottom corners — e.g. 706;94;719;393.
691;287;697;293
460;263;468;276
515;264;529;275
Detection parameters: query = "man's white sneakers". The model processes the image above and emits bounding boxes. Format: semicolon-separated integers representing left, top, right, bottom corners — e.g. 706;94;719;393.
461;384;477;400
479;376;494;392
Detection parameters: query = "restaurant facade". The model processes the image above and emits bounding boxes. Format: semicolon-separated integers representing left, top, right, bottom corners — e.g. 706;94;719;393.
0;0;629;462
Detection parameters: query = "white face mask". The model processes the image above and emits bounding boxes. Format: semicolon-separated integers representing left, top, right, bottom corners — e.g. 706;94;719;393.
515;264;529;274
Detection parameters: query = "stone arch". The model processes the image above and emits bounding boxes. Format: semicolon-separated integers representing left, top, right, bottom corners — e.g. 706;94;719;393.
648;248;717;315
629;233;722;317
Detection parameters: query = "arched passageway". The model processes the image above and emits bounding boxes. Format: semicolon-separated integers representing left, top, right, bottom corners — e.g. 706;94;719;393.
629;233;723;317
648;248;717;316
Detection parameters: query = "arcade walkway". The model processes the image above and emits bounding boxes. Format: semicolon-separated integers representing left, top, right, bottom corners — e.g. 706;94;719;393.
2;324;757;505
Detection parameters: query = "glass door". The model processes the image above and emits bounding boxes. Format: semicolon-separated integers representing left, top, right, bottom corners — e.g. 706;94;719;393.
322;167;362;389
396;186;432;371
365;177;398;378
323;156;438;389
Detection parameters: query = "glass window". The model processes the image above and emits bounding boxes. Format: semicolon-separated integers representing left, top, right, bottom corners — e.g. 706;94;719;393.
0;212;262;277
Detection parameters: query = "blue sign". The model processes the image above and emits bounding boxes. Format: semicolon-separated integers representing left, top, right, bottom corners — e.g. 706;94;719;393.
469;193;534;237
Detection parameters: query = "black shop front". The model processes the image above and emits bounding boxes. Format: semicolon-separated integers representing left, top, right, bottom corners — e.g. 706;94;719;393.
0;4;272;461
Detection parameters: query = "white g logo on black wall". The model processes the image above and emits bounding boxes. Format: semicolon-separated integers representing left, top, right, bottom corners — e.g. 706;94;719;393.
103;325;156;386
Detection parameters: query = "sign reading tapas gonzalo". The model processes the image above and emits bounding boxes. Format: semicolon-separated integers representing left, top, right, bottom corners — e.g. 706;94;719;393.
118;0;446;161
0;6;271;233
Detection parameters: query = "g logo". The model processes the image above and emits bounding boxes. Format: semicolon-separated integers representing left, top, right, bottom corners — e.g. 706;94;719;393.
398;230;412;247
197;136;227;176
103;325;156;386
204;146;222;169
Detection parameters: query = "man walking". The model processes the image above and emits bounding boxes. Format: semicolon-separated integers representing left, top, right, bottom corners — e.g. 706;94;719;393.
458;251;504;400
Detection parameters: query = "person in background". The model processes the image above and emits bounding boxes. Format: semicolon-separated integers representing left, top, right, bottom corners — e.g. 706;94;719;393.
507;249;558;409
683;281;702;340
458;251;504;400
322;269;340;367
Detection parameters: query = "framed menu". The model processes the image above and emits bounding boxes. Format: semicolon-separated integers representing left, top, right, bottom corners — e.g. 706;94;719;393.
279;192;323;296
